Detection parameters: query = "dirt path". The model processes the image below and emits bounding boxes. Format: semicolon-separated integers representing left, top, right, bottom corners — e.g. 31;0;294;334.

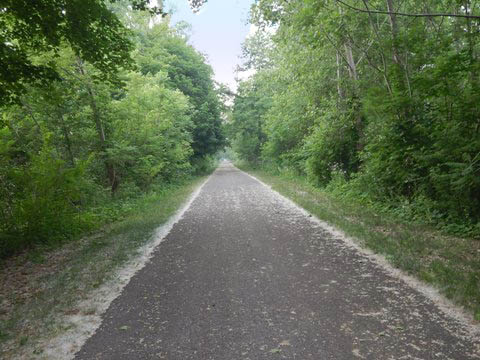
75;163;479;359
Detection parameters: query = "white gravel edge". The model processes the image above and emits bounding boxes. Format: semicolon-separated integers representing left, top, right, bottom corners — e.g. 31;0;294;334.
241;167;480;340
28;175;212;360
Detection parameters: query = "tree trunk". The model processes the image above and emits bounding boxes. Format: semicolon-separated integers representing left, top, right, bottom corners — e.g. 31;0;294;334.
336;50;345;100
386;0;412;97
76;59;118;194
386;0;400;64
58;113;75;166
361;0;393;95
344;40;358;81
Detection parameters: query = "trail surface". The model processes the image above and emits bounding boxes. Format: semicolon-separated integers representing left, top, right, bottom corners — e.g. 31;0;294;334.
76;163;479;359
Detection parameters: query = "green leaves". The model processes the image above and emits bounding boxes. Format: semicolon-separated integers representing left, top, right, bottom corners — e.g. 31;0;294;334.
0;0;151;105
0;2;224;257
111;69;194;187
233;0;480;234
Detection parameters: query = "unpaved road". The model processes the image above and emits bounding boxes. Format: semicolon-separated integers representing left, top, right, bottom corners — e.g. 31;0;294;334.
76;163;479;359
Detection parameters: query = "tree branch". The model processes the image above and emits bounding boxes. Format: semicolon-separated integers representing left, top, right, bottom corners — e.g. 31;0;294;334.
335;0;480;19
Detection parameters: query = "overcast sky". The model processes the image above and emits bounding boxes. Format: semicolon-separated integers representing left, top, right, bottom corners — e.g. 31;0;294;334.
165;0;255;90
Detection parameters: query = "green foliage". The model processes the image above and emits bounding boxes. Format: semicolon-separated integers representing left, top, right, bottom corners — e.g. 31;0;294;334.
135;22;226;158
190;155;219;175
0;132;92;257
111;71;194;187
229;77;270;164
0;6;224;258
0;0;139;104
0;0;211;105
232;0;480;236
304;107;359;186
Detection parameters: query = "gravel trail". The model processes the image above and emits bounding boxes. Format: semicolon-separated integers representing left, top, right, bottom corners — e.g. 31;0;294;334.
75;163;479;359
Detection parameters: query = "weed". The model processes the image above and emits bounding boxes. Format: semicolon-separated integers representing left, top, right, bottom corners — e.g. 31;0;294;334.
19;336;28;346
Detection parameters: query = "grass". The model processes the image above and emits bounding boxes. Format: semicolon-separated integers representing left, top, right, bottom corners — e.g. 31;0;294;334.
238;164;480;322
0;175;207;358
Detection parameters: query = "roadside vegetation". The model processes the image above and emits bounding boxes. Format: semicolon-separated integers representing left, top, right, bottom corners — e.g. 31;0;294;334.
0;1;224;259
1;1;221;357
231;0;480;238
2;0;479;353
229;0;480;319
0;176;208;358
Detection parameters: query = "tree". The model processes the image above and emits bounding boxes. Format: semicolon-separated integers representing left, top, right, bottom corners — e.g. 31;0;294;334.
0;0;209;105
0;2;223;257
230;78;270;164
234;0;480;229
135;22;225;158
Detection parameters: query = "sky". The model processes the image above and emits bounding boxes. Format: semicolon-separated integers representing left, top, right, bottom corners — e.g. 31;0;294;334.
164;0;255;90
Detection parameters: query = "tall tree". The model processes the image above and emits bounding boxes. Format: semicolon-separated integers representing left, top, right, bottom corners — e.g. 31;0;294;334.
234;0;480;227
0;0;209;105
135;22;225;158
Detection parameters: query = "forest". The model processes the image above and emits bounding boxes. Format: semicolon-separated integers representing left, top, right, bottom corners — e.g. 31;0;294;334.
0;0;223;258
1;0;479;256
1;1;480;356
230;0;480;238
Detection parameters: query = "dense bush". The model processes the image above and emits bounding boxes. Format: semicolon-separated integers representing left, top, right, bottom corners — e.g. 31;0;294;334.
0;133;94;256
231;0;480;236
0;9;225;258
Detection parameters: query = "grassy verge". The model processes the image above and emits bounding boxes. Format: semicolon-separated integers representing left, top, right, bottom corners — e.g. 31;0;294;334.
238;164;480;322
0;175;207;358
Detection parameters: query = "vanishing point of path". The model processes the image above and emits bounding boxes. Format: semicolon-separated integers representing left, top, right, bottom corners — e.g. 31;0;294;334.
76;163;479;359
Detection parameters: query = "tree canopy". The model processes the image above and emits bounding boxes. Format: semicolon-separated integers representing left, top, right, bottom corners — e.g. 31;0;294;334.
0;0;209;105
232;0;480;236
0;3;222;257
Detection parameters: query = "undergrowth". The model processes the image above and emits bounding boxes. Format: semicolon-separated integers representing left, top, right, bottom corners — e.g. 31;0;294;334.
0;175;207;358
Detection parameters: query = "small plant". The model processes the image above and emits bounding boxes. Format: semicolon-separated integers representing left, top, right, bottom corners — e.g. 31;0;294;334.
19;336;28;346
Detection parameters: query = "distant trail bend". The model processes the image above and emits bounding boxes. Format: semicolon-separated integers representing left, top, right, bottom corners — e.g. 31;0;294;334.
76;162;480;359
